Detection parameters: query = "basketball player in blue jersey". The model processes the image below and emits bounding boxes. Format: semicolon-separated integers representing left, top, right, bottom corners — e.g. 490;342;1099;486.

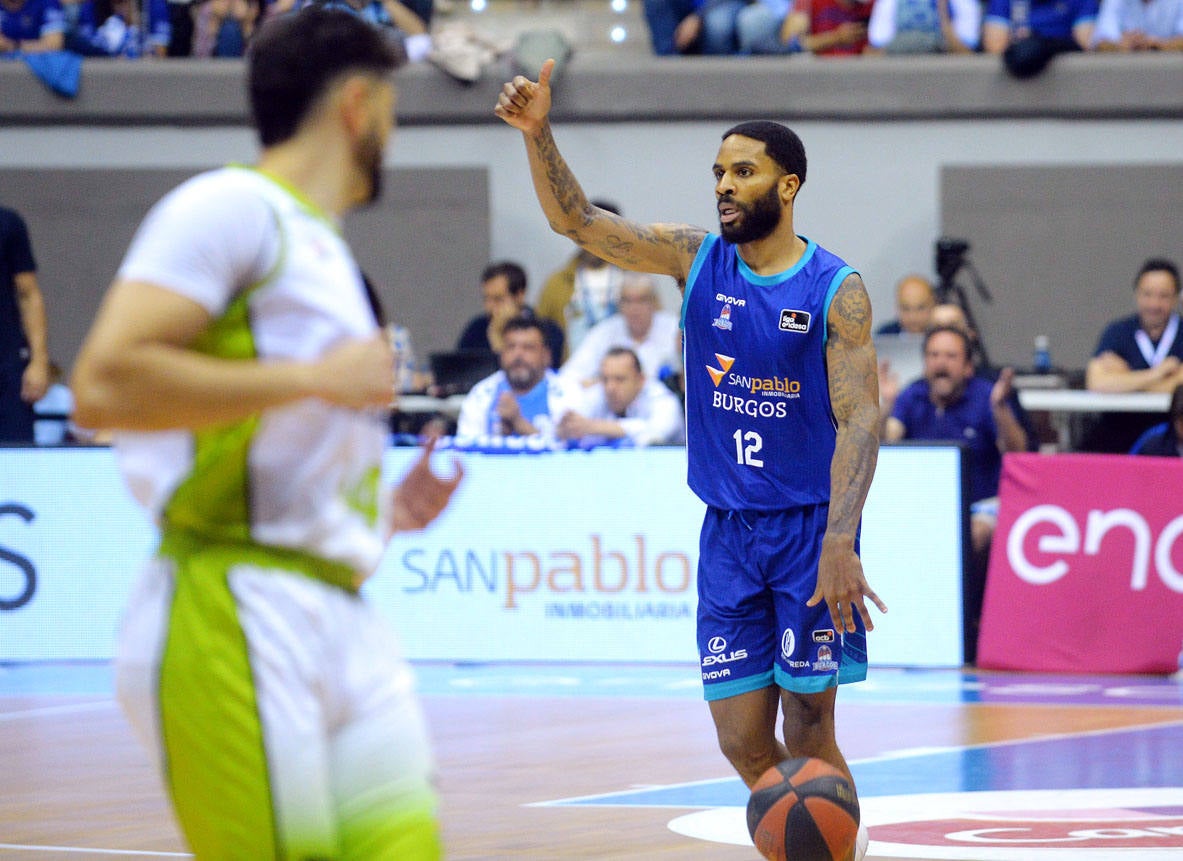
496;60;885;860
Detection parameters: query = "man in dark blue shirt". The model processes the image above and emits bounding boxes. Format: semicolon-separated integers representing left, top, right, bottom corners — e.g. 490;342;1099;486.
0;206;50;443
881;324;1028;662
1084;257;1183;453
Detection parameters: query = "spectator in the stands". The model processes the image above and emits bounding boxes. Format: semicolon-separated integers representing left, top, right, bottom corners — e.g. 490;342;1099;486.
865;0;981;52
191;0;258;56
1083;257;1183;452
557;347;685;448
876;274;937;336
736;0;872;53
881;325;1028;663
0;0;66;53
559;273;681;389
641;0;767;54
87;0;169;56
536;199;627;360
456;315;582;440
1091;0;1183;50
457;260;565;369
983;0;1098;78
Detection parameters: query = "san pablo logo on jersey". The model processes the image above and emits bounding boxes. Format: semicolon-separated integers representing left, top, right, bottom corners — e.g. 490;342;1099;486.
706;353;735;388
712;293;745;330
705;353;801;400
779;308;811;333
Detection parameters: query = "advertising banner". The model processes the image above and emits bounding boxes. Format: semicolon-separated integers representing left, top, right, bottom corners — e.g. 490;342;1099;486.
2;445;965;666
978;453;1183;673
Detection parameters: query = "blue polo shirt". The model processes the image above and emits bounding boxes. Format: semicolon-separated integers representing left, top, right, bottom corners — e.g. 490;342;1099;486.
0;0;65;41
984;0;1099;38
1094;313;1183;369
891;375;1002;503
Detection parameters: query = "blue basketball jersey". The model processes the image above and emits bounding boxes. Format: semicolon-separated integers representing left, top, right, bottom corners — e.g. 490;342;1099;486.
681;234;854;511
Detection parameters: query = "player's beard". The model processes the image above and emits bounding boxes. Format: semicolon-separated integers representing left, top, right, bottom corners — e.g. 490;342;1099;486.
356;126;384;206
720;183;782;245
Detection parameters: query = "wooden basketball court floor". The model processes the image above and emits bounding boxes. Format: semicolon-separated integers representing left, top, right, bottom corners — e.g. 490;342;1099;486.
3;661;1182;860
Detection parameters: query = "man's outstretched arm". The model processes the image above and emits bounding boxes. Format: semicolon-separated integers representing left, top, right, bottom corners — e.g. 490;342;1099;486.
494;59;704;283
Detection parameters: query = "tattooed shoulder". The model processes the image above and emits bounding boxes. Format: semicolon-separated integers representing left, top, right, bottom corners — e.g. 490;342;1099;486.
828;272;872;342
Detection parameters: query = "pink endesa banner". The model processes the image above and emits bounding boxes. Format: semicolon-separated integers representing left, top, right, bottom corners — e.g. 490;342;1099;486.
978;453;1183;674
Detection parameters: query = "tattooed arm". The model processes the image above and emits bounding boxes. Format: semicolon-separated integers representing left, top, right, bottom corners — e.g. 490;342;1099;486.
808;272;888;633
494;59;704;284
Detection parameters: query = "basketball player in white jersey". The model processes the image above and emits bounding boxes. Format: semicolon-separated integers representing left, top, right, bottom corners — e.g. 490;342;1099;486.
71;8;461;858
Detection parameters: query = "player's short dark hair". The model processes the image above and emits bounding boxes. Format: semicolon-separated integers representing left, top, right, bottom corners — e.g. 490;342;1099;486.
248;6;404;148
721;121;807;186
604;346;643;374
923;324;973;361
481;260;528;297
1135;258;1180;294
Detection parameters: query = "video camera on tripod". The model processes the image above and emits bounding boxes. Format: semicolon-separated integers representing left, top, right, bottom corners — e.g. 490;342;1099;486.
933;236;994;366
936;237;971;295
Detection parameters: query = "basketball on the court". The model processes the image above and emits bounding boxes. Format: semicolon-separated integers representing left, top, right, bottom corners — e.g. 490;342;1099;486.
746;757;860;861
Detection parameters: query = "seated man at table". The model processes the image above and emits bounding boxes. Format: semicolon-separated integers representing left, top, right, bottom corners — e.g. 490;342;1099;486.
880;325;1029;663
1084;257;1183;452
556;347;685;449
929;301;1040;448
456;260;565;369
455;315;582;441
1130;382;1183;457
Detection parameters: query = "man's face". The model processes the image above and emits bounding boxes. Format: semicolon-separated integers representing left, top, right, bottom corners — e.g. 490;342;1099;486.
619;284;657;337
713;135;789;245
897;278;937;334
500;327;549;391
601;354;645;416
1134;269;1180;336
482;274;524;319
923;331;973;404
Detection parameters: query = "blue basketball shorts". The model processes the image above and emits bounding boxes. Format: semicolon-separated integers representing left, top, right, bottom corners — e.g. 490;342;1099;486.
696;504;868;701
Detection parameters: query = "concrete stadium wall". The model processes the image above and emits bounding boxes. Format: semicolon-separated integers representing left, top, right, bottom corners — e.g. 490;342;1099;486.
1;53;1181;372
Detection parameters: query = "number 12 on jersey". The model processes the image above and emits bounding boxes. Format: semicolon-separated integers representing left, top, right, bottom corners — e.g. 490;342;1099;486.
732;429;764;468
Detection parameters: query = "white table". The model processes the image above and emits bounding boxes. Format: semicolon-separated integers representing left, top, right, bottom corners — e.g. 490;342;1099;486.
394;394;466;418
1017;389;1171;450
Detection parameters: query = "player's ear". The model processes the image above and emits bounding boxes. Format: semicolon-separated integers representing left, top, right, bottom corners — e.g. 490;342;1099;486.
336;74;373;138
779;173;801;205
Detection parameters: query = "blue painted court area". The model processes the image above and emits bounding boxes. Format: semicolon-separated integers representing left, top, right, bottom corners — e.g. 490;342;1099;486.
5;660;1183;707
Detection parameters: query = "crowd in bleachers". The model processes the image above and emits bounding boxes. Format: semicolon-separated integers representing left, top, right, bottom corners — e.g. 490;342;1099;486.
641;0;1183;72
3;0;1180;70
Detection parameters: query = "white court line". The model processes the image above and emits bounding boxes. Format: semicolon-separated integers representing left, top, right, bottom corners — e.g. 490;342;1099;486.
0;700;115;722
531;717;1183;808
0;844;189;857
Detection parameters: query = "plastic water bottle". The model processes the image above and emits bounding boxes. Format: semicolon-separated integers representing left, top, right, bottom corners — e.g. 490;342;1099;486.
1033;334;1052;374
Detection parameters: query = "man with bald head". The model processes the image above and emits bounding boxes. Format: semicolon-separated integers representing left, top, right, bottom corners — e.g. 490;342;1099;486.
876;274;937;335
559;272;681;388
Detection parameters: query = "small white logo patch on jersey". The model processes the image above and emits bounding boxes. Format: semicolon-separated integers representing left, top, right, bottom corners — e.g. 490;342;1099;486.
780;309;811;333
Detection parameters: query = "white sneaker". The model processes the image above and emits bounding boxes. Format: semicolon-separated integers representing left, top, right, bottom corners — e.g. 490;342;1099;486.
854;821;869;861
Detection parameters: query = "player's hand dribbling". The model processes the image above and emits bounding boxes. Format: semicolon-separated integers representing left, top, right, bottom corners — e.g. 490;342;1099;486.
808;536;887;634
494;58;555;135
